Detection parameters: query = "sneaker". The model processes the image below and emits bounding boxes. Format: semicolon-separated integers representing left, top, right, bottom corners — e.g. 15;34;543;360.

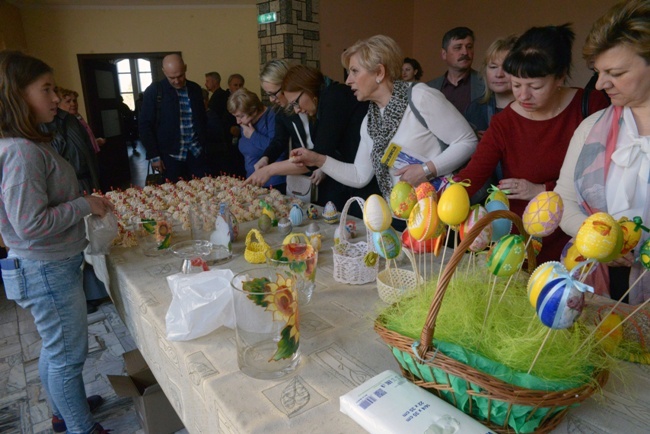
51;395;105;433
90;423;112;434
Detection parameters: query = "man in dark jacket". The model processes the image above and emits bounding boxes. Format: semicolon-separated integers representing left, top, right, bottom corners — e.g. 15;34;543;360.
139;53;208;182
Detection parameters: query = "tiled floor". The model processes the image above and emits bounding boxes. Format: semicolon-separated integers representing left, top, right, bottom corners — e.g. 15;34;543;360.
0;288;187;434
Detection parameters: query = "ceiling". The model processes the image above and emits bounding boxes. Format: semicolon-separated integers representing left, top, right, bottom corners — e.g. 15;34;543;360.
7;0;256;7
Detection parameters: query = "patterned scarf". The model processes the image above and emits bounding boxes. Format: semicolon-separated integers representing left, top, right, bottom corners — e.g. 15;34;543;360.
368;80;410;199
574;105;650;303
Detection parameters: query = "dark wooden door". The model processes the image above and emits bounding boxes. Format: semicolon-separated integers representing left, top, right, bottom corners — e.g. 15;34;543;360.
78;57;131;191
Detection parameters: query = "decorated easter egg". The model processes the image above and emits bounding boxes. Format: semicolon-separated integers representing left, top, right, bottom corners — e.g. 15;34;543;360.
289;204;303;227
639;239;650;269
437;183;470;226
486;186;509;208
364;194;392;232
485;199;512;241
390;181;418;219
458;205;491;252
323;201;339;224
531;236;543;257
277;217;292;235
407;196;439;241
487;234;525;277
522;191;564;237
560;239;596;279
307;204;319;219
260;200;277;225
599;223;625;263
372;227;401;259
575;212;619;260
257;214;272;233
618;217;643;256
536;277;587;329
528;262;566;308
401;230;434;253
416;182;437;201
305;222;321;238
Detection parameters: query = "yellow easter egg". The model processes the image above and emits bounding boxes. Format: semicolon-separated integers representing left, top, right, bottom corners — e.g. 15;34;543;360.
600;223;624;263
407;196;439;241
575;212;619;260
527;261;565;307
596;313;623;353
389;181;418;219
437;183;470;226
522;191;564;237
363;194;392;232
619;217;643;256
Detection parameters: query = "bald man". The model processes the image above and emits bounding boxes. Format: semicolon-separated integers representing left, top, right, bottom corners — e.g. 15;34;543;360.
139;53;209;182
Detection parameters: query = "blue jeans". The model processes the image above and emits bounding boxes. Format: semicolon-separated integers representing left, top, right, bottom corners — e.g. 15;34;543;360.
2;253;95;434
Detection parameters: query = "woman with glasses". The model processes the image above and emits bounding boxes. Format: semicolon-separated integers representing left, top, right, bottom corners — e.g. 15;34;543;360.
290;35;477;210
248;63;380;211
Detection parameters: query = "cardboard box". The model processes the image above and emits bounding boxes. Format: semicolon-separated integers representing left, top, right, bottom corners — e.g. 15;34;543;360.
108;349;184;434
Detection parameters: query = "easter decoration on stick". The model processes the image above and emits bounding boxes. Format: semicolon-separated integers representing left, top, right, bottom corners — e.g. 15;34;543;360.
575;218;650;355
436;179;470;286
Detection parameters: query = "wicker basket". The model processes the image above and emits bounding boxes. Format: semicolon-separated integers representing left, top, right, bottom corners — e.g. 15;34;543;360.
332;197;378;285
244;228;270;264
377;248;422;304
375;210;608;434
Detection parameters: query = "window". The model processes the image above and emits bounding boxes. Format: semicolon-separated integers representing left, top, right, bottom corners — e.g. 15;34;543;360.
116;58;153;110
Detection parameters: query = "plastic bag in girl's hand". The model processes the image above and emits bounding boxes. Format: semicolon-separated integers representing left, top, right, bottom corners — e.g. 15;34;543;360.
85;212;118;255
166;269;235;341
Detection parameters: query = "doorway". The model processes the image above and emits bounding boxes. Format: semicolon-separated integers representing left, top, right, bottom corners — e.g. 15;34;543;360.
77;52;171;191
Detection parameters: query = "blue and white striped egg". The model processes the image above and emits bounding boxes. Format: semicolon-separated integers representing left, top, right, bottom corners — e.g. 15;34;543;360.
535;277;586;329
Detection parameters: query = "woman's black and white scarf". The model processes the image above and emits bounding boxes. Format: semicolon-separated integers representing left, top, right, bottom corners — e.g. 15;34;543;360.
367;80;410;200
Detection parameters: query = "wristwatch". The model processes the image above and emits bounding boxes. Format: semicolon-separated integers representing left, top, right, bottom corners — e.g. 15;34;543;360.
421;162;434;180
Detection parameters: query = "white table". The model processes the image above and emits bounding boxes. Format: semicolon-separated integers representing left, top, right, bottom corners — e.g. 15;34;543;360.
99;217;650;434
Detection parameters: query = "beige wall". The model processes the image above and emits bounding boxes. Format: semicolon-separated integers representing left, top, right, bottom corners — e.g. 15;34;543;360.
20;5;259;117
0;2;27;51
321;0;619;87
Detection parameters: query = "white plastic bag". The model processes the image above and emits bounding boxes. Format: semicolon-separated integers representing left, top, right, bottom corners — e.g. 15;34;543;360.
85;213;118;255
165;269;235;341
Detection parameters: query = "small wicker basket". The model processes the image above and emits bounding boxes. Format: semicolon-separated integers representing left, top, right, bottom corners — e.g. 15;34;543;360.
332;197;378;285
375;210;608;433
244;229;270;264
377;248;422;304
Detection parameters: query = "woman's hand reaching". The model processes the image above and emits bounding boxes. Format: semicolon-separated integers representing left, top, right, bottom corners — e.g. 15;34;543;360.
289;148;326;167
499;178;545;201
85;195;114;218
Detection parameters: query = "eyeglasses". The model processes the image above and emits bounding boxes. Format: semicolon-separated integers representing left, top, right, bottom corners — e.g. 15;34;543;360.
264;87;282;100
288;91;304;110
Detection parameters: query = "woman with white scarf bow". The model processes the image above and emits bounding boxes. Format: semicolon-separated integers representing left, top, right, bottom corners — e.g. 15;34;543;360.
555;0;650;303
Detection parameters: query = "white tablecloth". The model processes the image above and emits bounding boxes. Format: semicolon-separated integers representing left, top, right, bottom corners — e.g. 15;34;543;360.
100;217;650;434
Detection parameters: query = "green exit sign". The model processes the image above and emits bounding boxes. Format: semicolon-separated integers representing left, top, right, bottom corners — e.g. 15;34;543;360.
258;12;277;24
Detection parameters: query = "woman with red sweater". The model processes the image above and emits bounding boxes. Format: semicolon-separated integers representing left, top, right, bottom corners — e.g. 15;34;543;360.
456;24;609;263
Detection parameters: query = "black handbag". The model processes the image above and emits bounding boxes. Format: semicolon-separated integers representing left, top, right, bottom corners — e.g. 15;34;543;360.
145;161;163;185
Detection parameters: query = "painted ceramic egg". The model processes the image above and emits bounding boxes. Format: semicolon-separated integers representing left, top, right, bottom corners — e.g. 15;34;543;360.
289;204;304;227
536;277;586;329
522;191;564;237
485;199;512;241
575;212;619;260
639;239;650;269
619;217;643;256
407;196;439;241
278;217;292;235
390;181;418;219
372;227;401;259
437;183;470;226
486;187;509;208
257;214;272;233
334;225;351;245
527;261;566;308
487;234;525;277
305;222;321;238
415;182;437;201
323;201;339;224
364;194;392;232
307;204;319;219
458;205;491;252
